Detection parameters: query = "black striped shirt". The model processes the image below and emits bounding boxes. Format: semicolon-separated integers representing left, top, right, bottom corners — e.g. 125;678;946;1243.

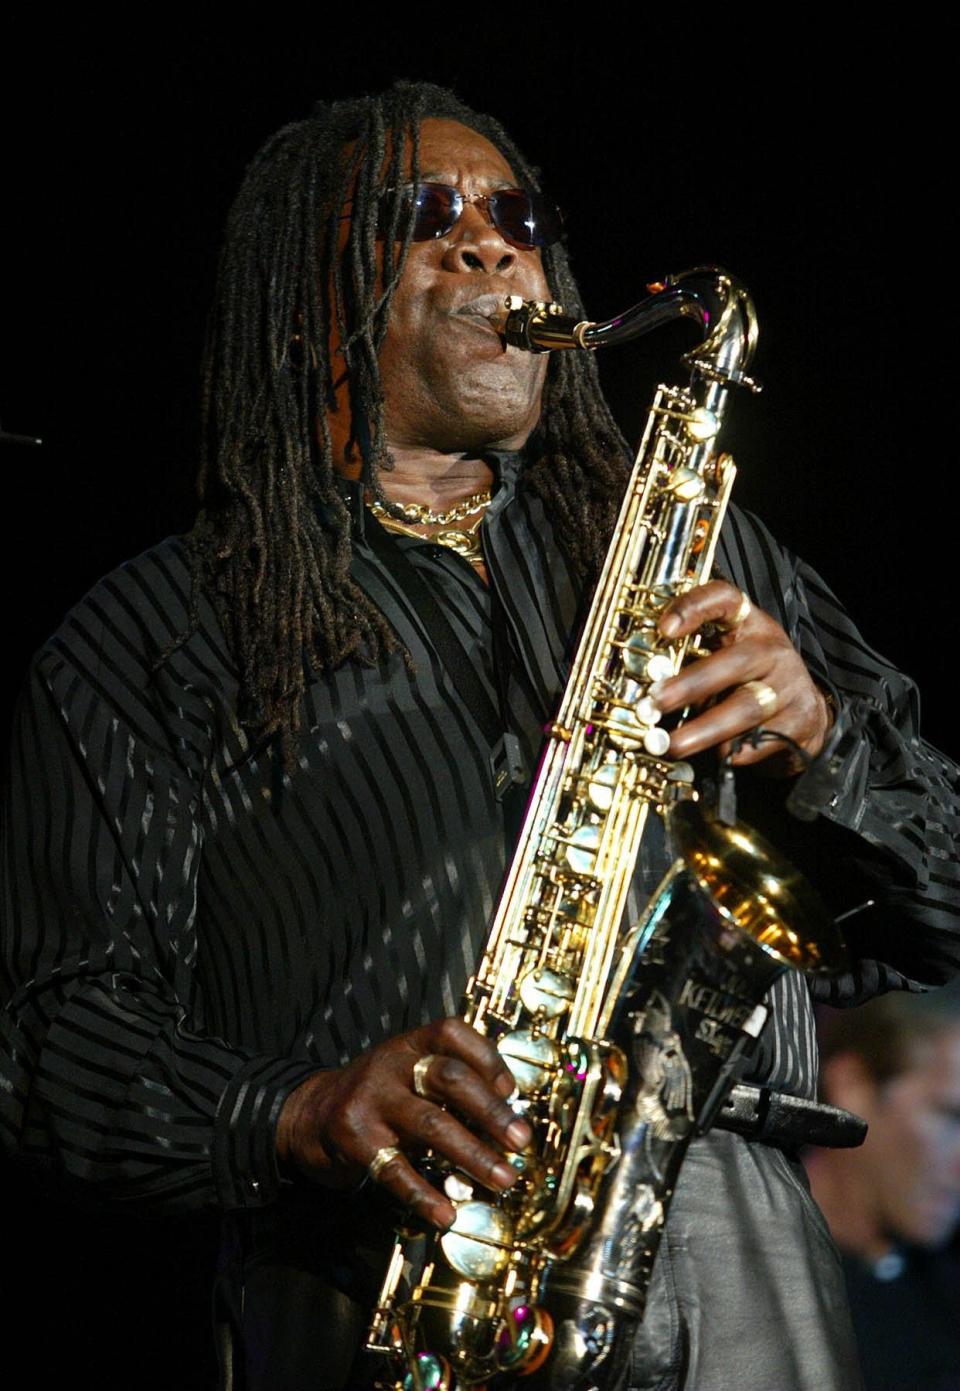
2;453;958;1215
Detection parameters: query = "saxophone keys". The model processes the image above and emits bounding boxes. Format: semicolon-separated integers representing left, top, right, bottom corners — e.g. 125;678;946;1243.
440;1201;514;1281
444;1174;475;1203
643;727;671;756
622;629;656;677
624;633;675;684
607;700;664;751
668;761;695;785
495;1302;555;1376
631;695;661;726
606;708;644;751
518;967;576;1019
710;450;736;486
564;823;601;874
401;1352;454;1391
498;1029;559;1095
684;406;719;441
644;653;675;684
663;465;706;501
587;763;618;812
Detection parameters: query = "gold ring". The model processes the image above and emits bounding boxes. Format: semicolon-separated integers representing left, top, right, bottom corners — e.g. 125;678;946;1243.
367;1145;402;1183
742;679;778;715
716;590;752;633
412;1054;438;1100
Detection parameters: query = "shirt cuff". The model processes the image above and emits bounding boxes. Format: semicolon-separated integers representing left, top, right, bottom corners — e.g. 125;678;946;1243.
212;1054;321;1209
784;695;873;829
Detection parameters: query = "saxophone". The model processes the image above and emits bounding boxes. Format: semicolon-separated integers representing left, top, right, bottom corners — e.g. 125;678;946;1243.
366;269;845;1390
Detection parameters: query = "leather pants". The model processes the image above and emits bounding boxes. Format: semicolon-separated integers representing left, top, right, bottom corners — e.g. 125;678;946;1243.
625;1130;862;1390
215;1131;862;1391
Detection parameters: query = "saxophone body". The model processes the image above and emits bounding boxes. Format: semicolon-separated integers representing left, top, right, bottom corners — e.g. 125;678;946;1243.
367;270;844;1390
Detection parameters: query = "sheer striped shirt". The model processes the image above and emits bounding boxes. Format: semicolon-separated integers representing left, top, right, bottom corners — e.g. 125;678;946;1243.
2;453;958;1214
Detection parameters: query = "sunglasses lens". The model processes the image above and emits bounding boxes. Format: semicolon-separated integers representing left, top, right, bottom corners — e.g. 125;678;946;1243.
410;184;460;239
490;190;562;249
383;184;563;247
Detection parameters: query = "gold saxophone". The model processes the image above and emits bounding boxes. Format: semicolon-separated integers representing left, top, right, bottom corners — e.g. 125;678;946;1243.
367;269;845;1390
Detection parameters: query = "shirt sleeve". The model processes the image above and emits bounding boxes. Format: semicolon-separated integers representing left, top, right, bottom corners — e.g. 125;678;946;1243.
719;506;960;1004
1;630;316;1216
790;555;960;1002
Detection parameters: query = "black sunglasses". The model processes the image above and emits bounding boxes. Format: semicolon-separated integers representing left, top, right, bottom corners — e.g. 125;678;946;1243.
380;182;563;250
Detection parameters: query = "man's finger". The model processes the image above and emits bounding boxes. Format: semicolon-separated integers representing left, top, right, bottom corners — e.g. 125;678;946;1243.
417;1053;532;1150
413;1017;517;1097
651;640;772;714
405;1103;522;1192
659;580;758;639
669;686;789;760
364;1134;456;1229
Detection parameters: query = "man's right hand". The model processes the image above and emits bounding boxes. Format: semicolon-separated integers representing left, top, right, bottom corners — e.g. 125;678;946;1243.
275;1017;532;1229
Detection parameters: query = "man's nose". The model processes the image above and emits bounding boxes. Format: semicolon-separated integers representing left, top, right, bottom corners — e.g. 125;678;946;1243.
440;203;518;276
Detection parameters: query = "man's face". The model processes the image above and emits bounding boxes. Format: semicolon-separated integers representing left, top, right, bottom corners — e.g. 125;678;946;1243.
375;118;553;455
856;1027;960;1247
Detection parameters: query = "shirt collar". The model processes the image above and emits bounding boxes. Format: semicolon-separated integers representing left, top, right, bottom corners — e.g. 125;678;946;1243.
327;449;524;539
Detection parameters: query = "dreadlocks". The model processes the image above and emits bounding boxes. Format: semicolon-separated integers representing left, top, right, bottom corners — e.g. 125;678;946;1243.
188;81;629;752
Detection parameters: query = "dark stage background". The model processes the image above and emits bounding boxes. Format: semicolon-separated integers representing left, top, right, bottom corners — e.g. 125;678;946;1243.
0;25;951;1388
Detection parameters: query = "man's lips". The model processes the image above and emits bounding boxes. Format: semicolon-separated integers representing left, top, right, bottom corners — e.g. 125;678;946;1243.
451;292;506;322
449;292;511;334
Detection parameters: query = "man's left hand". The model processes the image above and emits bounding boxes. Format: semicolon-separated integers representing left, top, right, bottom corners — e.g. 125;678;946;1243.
650;579;832;769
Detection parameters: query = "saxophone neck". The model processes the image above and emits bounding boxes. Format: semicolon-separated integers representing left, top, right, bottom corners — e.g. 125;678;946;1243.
490;267;761;392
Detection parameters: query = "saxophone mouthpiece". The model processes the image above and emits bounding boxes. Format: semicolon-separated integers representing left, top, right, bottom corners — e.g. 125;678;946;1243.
491;297;592;353
487;295;525;337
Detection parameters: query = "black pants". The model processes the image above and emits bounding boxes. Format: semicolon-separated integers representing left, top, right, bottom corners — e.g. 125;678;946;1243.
216;1131;862;1391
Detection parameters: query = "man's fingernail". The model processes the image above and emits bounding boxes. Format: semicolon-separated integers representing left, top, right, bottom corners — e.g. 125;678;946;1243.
660;613;681;636
494;1162;517;1187
507;1120;531;1149
649;680;666;702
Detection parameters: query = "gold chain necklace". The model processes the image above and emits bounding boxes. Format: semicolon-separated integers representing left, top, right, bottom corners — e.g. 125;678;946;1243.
368;489;492;527
368;493;490;566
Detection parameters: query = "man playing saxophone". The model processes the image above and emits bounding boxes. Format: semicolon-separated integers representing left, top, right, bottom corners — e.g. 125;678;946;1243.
2;82;958;1391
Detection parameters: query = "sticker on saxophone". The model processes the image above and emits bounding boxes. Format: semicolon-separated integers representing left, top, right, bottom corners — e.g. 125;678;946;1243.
631;990;694;1139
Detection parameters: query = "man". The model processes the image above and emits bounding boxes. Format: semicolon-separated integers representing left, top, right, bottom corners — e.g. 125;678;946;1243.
2;82;958;1390
806;992;960;1390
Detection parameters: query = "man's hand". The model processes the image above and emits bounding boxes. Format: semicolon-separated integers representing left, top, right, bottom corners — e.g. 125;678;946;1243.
276;1017;531;1230
651;580;833;768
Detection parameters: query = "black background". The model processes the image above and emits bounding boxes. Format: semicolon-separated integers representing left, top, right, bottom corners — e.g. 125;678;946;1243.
0;20;952;1387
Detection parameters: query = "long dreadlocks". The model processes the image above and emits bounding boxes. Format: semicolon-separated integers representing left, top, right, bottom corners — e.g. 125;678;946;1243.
188;81;629;751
